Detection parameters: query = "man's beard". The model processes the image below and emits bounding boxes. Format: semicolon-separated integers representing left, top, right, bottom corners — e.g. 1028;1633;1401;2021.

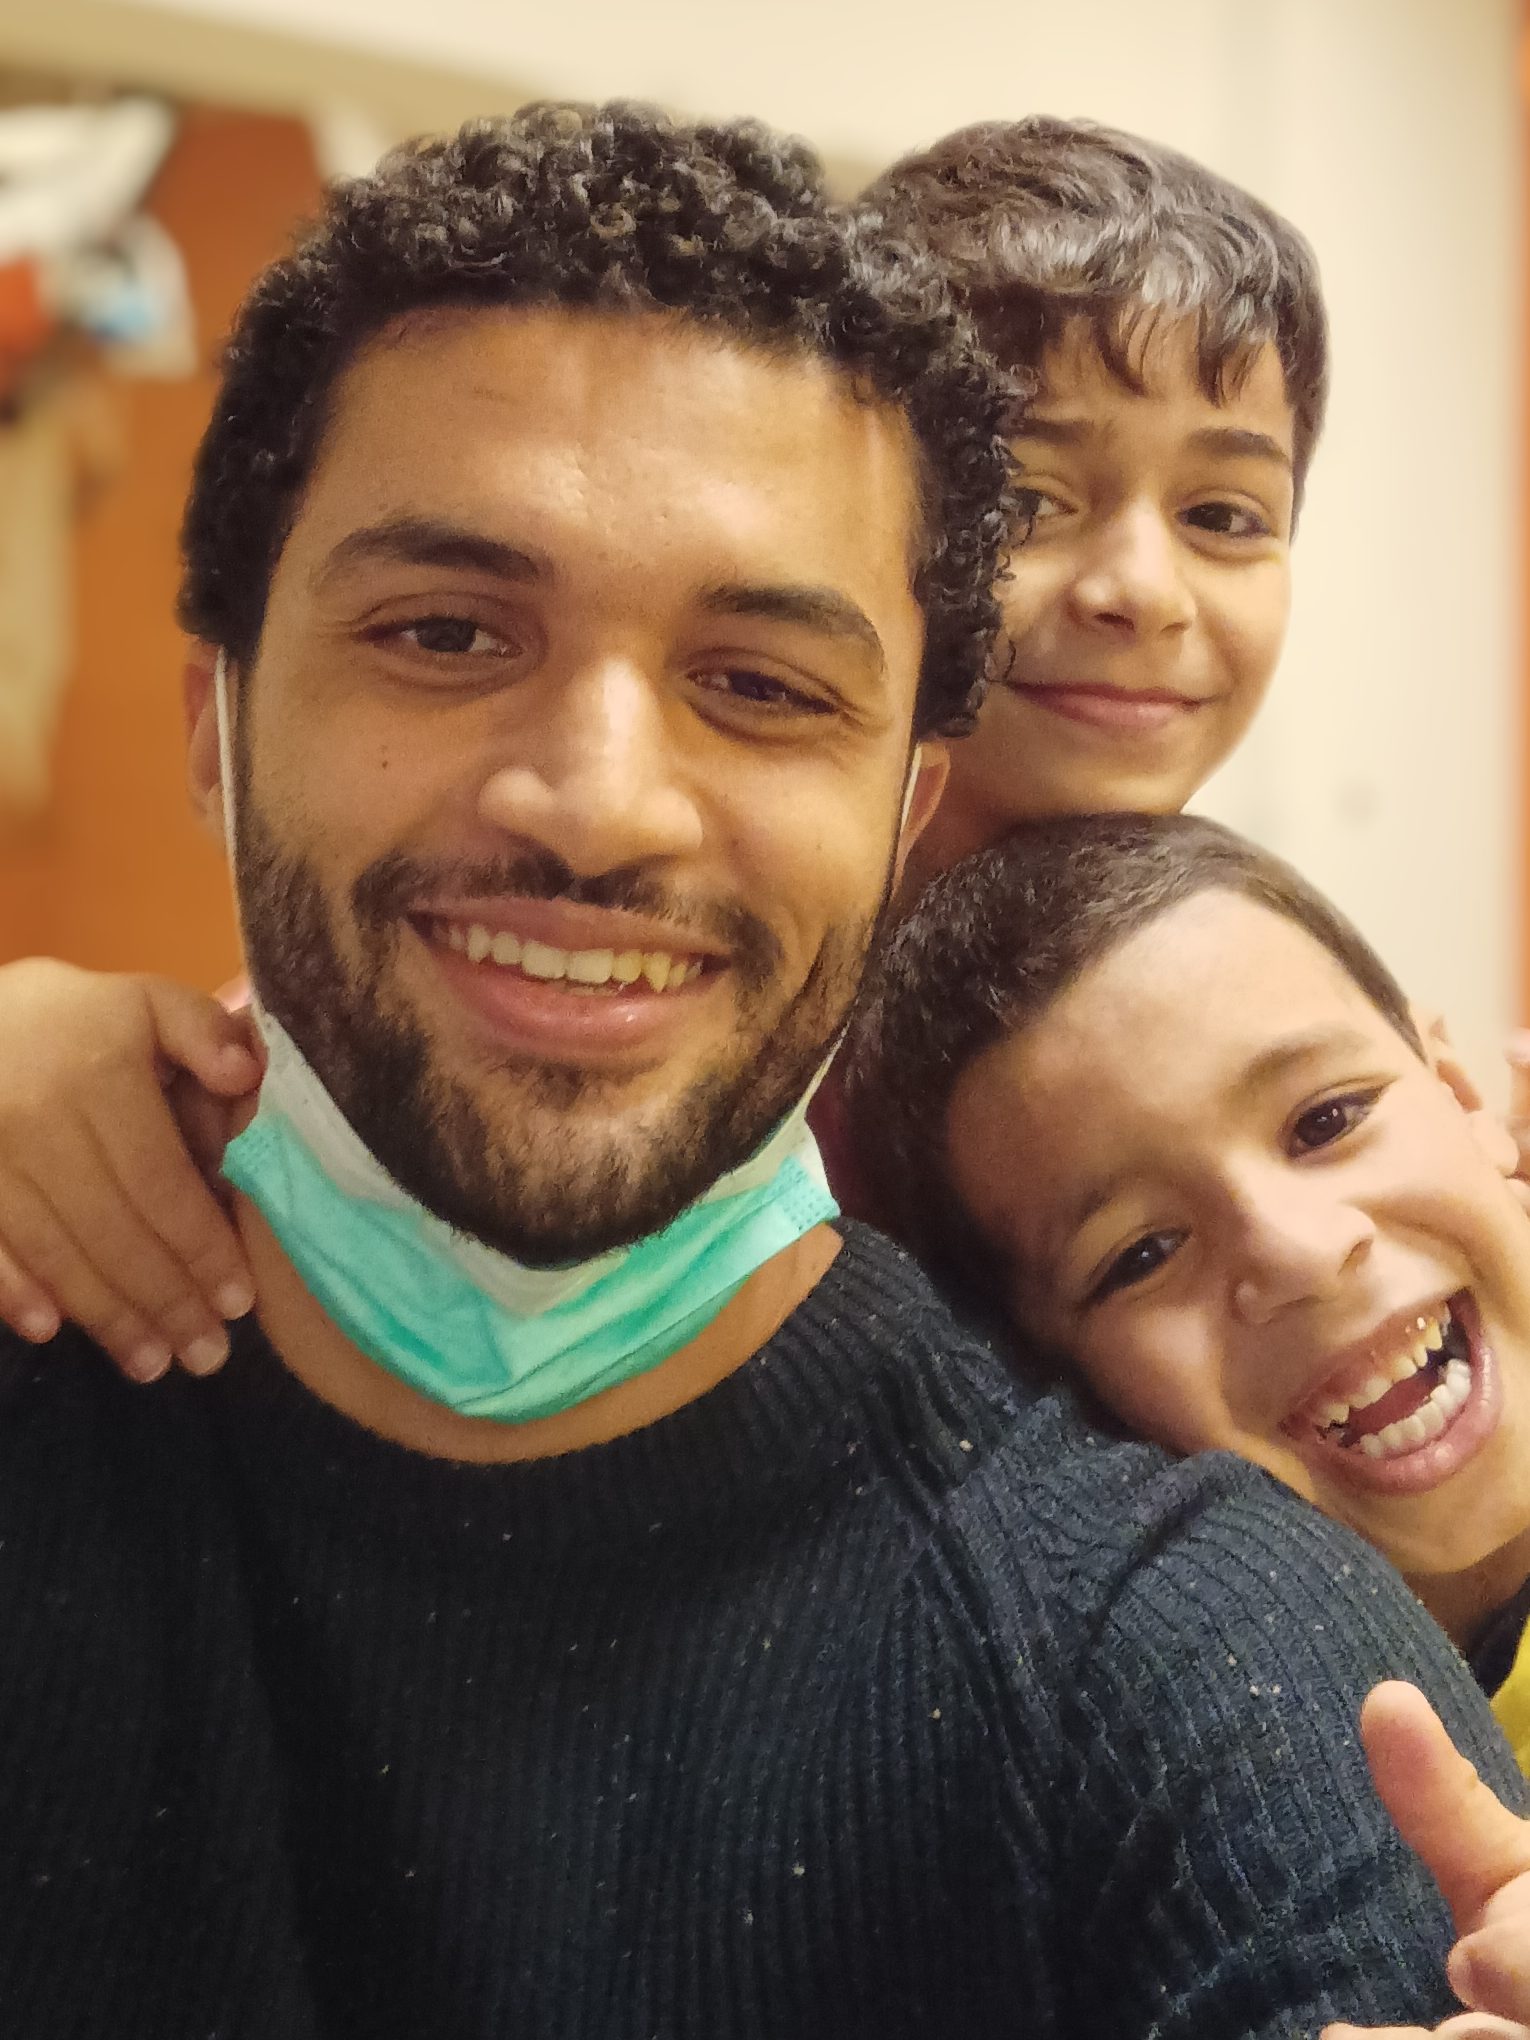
235;795;882;1266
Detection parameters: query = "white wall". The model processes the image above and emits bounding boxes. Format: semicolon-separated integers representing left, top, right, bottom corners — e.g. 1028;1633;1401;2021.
15;0;1523;1076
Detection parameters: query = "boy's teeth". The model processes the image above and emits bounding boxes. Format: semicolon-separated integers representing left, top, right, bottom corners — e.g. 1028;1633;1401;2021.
1352;1354;1471;1462
1313;1297;1468;1444
447;921;699;993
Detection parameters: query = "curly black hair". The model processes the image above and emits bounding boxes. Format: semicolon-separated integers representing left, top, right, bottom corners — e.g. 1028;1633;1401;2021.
179;100;1016;737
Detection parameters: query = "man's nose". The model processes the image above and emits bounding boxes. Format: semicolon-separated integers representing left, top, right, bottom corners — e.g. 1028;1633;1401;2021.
1230;1178;1375;1327
477;657;704;876
1067;504;1195;640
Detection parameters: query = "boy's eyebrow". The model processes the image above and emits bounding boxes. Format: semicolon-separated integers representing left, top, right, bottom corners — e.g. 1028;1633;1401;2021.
1185;425;1293;470
1011;417;1293;473
1240;1025;1379;1090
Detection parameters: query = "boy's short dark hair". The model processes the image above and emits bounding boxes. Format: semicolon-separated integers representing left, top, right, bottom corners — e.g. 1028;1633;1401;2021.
862;116;1328;504
179;101;1016;738
844;812;1418;1300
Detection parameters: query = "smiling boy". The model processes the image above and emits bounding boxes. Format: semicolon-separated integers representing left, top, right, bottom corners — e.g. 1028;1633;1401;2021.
865;116;1322;886
846;812;1530;1685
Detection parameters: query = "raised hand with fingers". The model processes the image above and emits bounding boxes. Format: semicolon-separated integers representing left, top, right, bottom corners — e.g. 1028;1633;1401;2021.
1323;1681;1530;2040
0;959;262;1381
1508;1032;1530;1217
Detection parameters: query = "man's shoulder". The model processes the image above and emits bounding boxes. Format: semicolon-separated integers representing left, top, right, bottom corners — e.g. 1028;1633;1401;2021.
0;1322;221;1529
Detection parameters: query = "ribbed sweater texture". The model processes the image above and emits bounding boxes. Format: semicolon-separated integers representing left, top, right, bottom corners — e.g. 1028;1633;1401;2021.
0;1224;1516;2039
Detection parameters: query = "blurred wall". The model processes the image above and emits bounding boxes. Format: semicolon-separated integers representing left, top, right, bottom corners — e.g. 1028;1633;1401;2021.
0;107;320;984
0;0;1521;1074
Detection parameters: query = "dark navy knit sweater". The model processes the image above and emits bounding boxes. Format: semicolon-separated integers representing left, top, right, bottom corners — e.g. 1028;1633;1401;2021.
0;1224;1516;2038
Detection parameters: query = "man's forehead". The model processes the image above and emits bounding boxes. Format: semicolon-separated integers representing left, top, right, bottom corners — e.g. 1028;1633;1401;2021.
295;304;929;581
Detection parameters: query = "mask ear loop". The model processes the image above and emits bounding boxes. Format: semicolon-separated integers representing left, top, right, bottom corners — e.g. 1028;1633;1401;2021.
212;650;240;856
212;650;266;1028
898;742;925;837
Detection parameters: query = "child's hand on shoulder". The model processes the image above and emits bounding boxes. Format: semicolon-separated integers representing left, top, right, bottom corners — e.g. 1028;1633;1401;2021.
0;959;262;1381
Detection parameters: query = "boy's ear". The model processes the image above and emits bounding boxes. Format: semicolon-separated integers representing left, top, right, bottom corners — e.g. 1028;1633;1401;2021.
1418;1005;1520;1179
892;742;950;885
183;643;226;842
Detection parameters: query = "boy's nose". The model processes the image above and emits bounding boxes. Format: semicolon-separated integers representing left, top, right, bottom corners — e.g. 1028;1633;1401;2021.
477;657;704;876
1069;505;1195;640
1230;1182;1375;1327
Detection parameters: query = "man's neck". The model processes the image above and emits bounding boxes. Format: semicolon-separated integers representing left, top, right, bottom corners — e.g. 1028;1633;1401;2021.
233;1196;841;1463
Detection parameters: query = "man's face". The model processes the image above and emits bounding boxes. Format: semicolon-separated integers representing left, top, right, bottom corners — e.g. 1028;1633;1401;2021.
914;317;1295;875
945;891;1530;1584
213;307;937;1263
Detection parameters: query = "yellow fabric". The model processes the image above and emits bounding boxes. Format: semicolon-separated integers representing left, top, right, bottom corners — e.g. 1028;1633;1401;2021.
1490;1613;1530;1775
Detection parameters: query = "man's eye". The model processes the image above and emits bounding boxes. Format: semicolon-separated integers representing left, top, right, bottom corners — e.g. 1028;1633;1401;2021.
1287;1090;1379;1156
394;616;509;657
1088;1229;1184;1305
1183;501;1272;540
695;669;829;715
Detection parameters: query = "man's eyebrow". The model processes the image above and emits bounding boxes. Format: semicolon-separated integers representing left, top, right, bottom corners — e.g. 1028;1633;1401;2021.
698;582;885;668
311;517;548;594
1185;425;1293;470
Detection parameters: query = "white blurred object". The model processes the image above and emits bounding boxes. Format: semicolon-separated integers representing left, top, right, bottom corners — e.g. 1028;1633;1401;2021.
308;101;393;180
0;98;174;266
47;213;195;378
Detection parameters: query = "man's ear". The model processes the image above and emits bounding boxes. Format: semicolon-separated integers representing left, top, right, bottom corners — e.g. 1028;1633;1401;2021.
892;742;949;886
1418;1006;1520;1179
184;642;226;842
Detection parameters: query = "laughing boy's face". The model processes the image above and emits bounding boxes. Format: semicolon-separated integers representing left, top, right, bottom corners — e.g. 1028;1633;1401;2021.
945;888;1530;1594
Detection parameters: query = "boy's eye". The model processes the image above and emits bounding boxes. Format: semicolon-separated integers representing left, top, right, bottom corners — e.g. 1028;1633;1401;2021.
1183;501;1272;540
1287;1089;1381;1156
1088;1228;1185;1305
1014;486;1067;530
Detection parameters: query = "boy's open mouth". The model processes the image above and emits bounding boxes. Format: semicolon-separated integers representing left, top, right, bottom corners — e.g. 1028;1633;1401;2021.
1284;1290;1498;1494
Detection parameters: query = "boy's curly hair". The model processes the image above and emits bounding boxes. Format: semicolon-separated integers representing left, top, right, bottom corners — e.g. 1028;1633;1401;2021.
179;101;1016;737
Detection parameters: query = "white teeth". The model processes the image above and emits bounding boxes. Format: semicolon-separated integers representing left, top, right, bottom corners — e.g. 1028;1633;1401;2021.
1351;1372;1394;1413
1414;1401;1448;1444
445;922;701;994
566;948;613;986
1315;1399;1351;1429
1349;1350;1473;1461
520;939;565;981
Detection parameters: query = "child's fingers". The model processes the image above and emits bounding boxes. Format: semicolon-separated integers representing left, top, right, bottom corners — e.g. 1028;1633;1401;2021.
1324;2020;1528;2038
25;1118;236;1374
0;1165;173;1381
89;1085;253;1324
1454;1920;1530;2025
1361;1683;1530;1931
1507;1033;1530;1176
143;978;264;1096
0;1238;62;1345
